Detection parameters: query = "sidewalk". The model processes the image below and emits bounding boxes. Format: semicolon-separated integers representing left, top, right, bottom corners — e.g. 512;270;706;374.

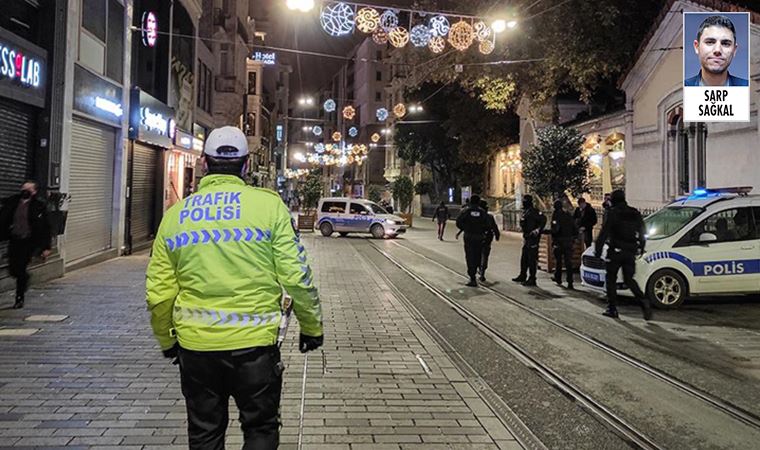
0;233;521;449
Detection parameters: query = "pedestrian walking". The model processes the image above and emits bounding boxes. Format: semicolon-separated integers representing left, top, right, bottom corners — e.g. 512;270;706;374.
551;200;577;289
146;126;324;450
0;181;52;309
456;194;489;287
574;196;598;248
512;195;546;287
594;189;652;320
433;202;450;240
479;200;500;282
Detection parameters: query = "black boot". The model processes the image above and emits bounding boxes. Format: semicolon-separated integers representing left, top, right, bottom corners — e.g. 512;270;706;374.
521;278;537;287
602;307;619;318
512;276;526;283
13;295;24;309
466;278;478;287
641;298;653;321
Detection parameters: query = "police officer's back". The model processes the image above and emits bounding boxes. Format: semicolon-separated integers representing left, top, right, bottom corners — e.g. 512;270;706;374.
550;200;577;287
456;194;489;286
512;195;546;286
146;127;324;449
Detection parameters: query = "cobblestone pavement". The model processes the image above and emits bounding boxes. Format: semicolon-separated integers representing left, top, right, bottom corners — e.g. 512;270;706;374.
0;232;520;449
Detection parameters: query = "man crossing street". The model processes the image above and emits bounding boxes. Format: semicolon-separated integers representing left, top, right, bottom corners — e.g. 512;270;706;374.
456;194;489;287
512;195;546;287
146;126;324;450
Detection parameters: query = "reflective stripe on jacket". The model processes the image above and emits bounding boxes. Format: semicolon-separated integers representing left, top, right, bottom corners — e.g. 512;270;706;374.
146;174;323;352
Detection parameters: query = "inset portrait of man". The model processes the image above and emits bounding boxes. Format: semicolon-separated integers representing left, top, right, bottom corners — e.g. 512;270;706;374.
685;15;749;87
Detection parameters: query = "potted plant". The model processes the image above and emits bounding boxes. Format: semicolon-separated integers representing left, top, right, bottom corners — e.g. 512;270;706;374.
392;175;414;227
298;173;322;231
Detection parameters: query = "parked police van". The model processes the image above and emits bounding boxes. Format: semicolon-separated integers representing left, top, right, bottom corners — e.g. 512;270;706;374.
581;187;760;308
316;197;407;239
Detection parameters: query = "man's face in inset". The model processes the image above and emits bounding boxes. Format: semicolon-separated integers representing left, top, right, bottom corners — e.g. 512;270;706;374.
693;25;738;76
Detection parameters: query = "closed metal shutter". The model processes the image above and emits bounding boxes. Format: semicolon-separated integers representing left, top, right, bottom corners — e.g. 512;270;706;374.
66;118;115;263
130;143;159;245
0;98;35;268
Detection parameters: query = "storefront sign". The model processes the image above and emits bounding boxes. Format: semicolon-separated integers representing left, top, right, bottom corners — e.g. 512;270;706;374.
129;87;175;148
73;64;123;126
193;124;205;154
0;27;47;107
276;124;283;142
252;51;276;65
174;129;194;151
142;11;158;48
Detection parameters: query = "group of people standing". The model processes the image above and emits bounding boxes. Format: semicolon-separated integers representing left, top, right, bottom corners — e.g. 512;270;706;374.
448;190;651;320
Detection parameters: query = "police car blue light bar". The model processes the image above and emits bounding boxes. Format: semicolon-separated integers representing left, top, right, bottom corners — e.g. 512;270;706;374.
689;186;753;198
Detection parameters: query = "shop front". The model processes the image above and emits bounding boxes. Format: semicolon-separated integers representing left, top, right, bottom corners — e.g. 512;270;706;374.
166;128;201;209
67;64;123;266
127;88;175;252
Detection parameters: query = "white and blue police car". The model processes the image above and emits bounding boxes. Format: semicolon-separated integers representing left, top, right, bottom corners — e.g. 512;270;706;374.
317;197;407;239
581;187;760;308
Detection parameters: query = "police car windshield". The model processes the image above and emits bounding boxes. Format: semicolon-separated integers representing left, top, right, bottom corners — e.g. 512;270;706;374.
367;202;388;214
644;207;702;240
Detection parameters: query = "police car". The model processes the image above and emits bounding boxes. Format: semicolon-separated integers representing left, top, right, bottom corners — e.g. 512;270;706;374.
581;187;760;308
316;197;407;238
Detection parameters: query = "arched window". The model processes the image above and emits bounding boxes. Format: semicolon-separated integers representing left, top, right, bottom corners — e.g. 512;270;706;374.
666;107;707;197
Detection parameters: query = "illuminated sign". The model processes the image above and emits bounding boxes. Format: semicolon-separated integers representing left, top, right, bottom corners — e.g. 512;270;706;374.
94;96;123;118
129;88;175;148
276;124;283;142
252;51;276;65
174;129;194;150
0;27;46;107
142;107;169;134
142;12;158;48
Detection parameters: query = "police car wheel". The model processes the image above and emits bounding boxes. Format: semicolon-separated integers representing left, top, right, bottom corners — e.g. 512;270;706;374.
338;232;349;237
370;224;385;239
647;269;687;309
320;222;334;237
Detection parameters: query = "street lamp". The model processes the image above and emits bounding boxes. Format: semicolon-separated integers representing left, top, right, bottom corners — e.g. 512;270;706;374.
507;20;517;29
298;97;314;106
286;0;314;12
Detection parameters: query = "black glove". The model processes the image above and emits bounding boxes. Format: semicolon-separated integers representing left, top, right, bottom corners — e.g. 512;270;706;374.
299;334;323;353
162;343;179;358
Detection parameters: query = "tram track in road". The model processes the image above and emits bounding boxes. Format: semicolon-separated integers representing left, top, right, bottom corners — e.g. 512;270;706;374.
382;238;760;432
365;238;760;449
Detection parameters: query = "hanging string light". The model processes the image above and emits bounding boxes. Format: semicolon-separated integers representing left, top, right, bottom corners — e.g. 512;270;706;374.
393;103;406;118
323;99;336;112
376;107;389;121
349;126;359;137
332;131;342;141
379;9;398;31
312;125;323;136
371;133;381;143
388;27;410;48
372;28;388;45
479;39;495;55
429;15;450;37
474;21;492;42
320;2;355;36
428;35;445;53
342;105;356;120
410;24;432;47
448;20;475;51
356;7;380;33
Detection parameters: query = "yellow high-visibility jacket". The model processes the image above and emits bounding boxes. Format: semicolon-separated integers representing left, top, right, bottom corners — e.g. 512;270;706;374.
146;174;323;351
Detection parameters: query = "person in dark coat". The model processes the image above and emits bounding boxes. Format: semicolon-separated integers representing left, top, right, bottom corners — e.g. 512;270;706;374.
573;197;597;248
432;202;450;240
594;189;652;320
551;200;577;288
456;195;489;287
479;201;500;282
0;181;52;309
512;195;546;287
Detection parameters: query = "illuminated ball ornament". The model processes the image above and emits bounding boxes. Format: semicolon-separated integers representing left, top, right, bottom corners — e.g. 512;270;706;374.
410;24;432;47
474;21;492;42
342;105;356;120
371;133;381;143
393;103;406;118
388;27;409;48
320;2;355;37
479;39;495;55
348;127;358;137
379;10;399;31
376;107;389;121
356;7;380;33
315;143;325;153
332;131;342;142
429;15;450;37
428;36;445;53
323;99;336;112
312;125;323;136
372;29;388;45
448;20;475;51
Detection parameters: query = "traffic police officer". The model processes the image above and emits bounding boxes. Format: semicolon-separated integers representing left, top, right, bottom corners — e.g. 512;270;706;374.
146;126;324;450
456;194;489;287
512;195;546;286
594;189;652;320
550;200;577;288
479;200;500;282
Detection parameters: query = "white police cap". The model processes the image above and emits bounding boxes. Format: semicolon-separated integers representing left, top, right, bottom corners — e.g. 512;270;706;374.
203;126;249;158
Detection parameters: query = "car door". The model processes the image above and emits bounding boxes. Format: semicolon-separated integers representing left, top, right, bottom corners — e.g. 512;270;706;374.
672;207;758;294
349;202;373;232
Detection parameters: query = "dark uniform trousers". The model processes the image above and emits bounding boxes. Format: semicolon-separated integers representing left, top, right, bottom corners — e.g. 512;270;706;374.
519;237;540;280
480;240;493;276
605;249;646;307
179;345;283;450
463;233;484;279
8;238;34;297
553;241;574;283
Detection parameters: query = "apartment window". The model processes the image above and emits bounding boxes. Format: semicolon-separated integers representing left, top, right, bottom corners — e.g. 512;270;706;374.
248;72;257;95
375;91;382;102
79;0;123;82
376;71;382;81
197;61;213;113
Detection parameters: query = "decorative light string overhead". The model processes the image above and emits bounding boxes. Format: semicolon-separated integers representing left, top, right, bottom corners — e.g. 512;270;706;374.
305;1;514;54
